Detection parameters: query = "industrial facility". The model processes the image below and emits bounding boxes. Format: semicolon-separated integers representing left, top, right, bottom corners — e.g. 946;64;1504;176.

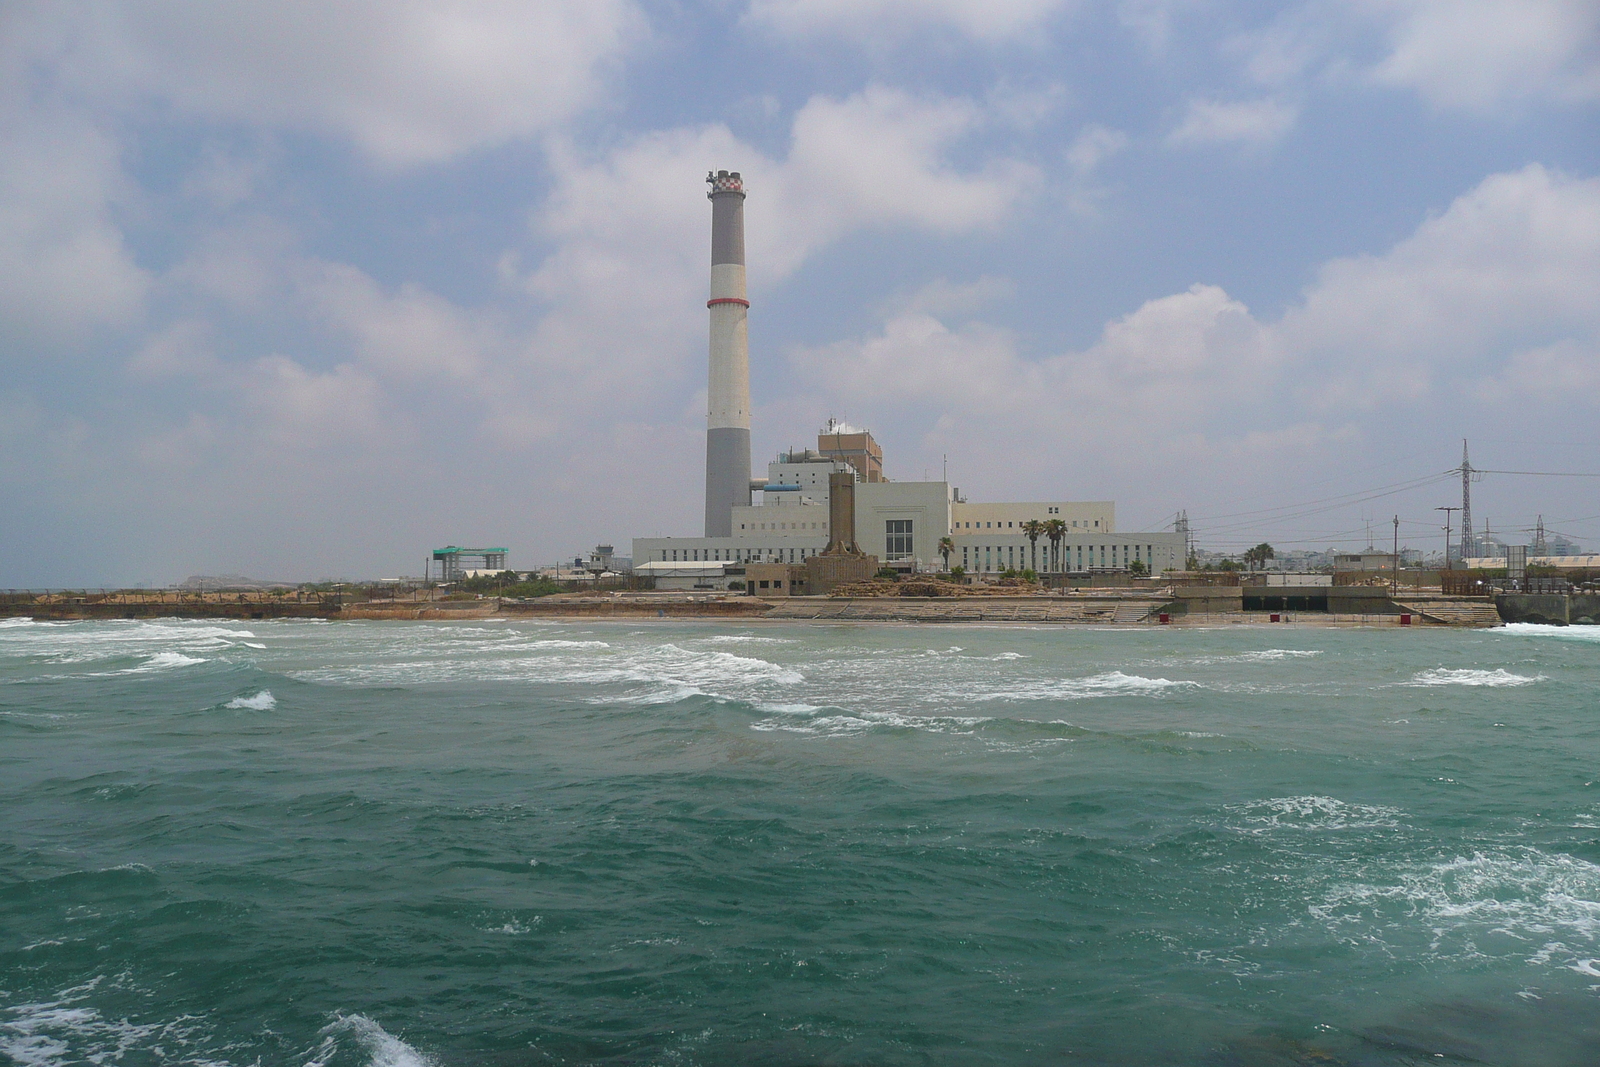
631;171;1184;586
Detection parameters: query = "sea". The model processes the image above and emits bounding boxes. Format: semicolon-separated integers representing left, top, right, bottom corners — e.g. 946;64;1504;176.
3;616;1600;1067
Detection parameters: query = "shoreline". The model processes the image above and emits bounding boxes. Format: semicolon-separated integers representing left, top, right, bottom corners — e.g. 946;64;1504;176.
0;592;1537;627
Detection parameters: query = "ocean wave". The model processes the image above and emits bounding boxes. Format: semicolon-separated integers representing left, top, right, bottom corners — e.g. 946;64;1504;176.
700;635;793;644
295;641;802;698
1407;668;1545;687
305;1013;433;1067
977;671;1198;702
519;639;610;650
225;690;277;710
0;980;225;1067
749;704;990;737
1231;795;1402;833
1314;848;1600;972
1501;623;1600;643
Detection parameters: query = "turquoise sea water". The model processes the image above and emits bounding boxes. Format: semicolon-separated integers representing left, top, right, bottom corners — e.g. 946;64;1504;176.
3;617;1600;1066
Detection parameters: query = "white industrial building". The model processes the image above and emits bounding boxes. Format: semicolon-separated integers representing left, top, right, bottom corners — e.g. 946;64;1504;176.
633;433;1183;576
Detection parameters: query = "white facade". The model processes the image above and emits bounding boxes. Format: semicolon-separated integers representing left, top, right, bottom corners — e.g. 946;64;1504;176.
950;501;1114;534
953;530;1184;575
856;481;954;566
633;536;828;566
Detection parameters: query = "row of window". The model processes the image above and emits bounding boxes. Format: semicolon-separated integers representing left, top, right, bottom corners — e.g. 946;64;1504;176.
960;543;1166;571
955;519;1100;530
740;521;826;531
661;547;817;563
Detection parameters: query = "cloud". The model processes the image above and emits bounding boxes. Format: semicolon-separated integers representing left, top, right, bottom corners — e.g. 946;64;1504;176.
745;0;1074;43
1065;124;1129;175
10;0;644;164
1280;164;1600;401
1367;0;1600;110
777;163;1600;515
0;109;150;342
1167;97;1298;145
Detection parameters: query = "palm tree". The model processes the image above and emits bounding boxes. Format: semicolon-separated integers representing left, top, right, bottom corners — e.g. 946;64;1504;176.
937;536;954;574
1021;520;1044;575
1044;519;1066;575
1242;542;1276;571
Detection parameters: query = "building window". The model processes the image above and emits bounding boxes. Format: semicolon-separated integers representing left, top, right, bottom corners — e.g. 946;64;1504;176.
885;519;913;558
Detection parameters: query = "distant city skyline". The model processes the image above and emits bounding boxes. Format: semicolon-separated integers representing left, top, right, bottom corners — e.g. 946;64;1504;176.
1;1;1596;585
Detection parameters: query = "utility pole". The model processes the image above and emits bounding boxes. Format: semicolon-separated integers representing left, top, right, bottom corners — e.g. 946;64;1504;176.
1436;506;1459;572
1392;515;1400;596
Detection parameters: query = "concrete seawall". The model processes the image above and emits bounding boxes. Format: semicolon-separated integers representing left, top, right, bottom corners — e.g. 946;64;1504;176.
1497;594;1600;626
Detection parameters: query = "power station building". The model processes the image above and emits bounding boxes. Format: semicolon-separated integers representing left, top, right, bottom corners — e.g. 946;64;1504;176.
630;171;1184;578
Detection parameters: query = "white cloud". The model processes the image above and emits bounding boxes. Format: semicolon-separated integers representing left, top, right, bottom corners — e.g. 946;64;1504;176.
523;85;1037;394
1167;97;1298;145
1281;164;1600;401
777;163;1600;515
746;0;1074;43
11;0;644;164
0;110;149;342
1066;124;1129;175
1367;0;1600;110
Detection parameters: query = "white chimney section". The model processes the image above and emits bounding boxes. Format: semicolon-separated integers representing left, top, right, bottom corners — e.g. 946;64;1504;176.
704;169;752;537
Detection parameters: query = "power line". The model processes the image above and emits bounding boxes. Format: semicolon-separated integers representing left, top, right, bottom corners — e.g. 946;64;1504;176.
1474;469;1600;477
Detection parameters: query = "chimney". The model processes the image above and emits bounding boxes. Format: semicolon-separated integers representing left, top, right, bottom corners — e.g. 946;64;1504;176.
703;170;752;537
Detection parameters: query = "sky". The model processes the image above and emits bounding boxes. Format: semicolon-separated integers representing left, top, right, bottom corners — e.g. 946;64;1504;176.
1;0;1598;584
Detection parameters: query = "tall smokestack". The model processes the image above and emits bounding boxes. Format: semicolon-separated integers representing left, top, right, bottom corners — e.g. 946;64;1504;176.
704;169;751;537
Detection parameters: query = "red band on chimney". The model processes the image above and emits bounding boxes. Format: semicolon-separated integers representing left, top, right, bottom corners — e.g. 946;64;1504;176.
707;297;750;308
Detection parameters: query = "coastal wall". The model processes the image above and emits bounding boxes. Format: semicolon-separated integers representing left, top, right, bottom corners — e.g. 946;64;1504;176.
1496;594;1600;626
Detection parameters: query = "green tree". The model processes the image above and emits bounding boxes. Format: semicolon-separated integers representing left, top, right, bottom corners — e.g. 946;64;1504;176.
1022;519;1044;574
1128;559;1149;577
1243;543;1276;571
950;565;966;581
937;535;954;573
1044;519;1066;574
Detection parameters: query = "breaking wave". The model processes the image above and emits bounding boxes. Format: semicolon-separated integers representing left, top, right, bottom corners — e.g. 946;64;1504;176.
304;1013;433;1067
225;690;277;710
1408;668;1544;687
977;671;1198;702
1230;795;1403;833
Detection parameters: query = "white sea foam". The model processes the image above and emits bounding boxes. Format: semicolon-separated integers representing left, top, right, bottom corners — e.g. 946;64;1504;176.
977;671;1198;702
225;690;277;710
1234;649;1321;661
305;1014;433;1067
701;635;792;644
1232;795;1402;833
750;705;990;737
0;980;222;1067
1407;667;1545;687
1315;849;1600;971
118;651;207;673
1501;622;1600;643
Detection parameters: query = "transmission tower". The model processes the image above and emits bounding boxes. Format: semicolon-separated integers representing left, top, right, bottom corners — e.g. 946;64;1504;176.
1534;515;1548;555
1458;439;1478;561
1175;510;1193;567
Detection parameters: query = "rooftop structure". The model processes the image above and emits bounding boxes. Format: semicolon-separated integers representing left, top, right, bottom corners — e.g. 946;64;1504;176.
431;546;507;582
816;420;883;482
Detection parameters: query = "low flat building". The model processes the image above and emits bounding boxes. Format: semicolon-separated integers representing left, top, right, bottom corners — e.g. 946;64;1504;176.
633;561;739;590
